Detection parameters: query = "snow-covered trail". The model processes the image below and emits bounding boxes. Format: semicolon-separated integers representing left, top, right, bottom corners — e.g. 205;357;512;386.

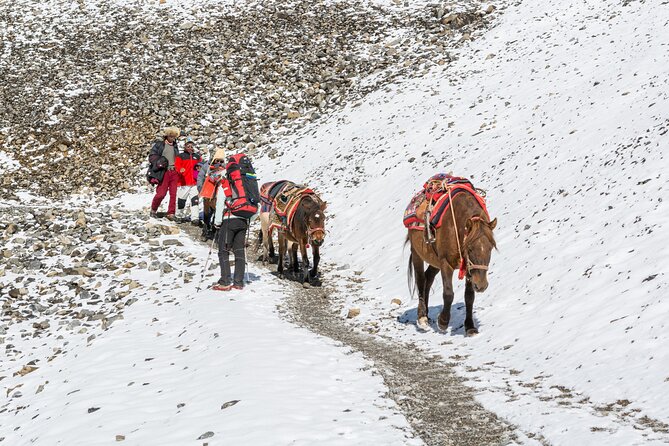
0;214;419;446
252;0;669;443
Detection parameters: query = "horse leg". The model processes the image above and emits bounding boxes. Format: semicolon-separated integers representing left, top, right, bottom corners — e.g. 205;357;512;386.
268;229;275;260
423;265;439;320
309;245;320;280
437;266;455;332
277;232;286;279
412;251;429;331
464;279;478;336
299;242;310;283
258;213;268;263
288;242;297;275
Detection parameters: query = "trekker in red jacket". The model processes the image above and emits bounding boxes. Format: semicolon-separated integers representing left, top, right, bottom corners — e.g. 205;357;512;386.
175;137;202;224
212;175;248;291
149;127;180;220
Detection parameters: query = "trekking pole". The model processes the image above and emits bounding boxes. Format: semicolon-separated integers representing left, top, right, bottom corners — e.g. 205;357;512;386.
244;221;251;284
196;235;217;293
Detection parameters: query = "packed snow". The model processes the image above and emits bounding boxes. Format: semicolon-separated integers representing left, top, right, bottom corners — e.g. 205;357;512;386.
0;200;420;445
2;0;668;444
255;0;669;443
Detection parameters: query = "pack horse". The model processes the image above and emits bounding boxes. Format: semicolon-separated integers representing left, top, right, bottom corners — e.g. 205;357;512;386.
404;174;497;335
259;180;327;284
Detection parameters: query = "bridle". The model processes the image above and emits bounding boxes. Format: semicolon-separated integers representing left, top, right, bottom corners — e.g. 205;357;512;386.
462;217;490;272
307;226;326;244
302;195;326;245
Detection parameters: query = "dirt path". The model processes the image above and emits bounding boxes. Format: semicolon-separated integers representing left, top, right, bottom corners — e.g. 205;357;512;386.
180;223;516;445
274;272;515;445
277;278;517;446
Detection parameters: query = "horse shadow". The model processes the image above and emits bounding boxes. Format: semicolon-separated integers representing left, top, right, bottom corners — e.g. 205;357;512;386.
398;302;479;336
269;268;323;287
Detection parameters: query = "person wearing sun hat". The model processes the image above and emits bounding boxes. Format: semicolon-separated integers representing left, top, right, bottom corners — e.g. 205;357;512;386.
148;126;180;220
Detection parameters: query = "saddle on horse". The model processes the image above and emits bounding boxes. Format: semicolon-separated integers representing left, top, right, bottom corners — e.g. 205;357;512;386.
404;174;488;241
261;181;317;233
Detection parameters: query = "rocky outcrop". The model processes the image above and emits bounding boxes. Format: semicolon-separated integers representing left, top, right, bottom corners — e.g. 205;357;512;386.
0;0;495;199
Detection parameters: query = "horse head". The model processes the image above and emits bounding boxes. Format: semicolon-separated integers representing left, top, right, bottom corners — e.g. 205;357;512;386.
463;215;497;292
303;197;327;247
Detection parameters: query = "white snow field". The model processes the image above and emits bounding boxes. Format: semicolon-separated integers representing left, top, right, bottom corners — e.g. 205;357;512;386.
255;0;669;444
0;219;419;445
2;0;669;444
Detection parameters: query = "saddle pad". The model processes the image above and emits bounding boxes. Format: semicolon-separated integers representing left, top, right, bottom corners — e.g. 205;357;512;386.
403;177;488;230
274;184;313;217
260;180;290;213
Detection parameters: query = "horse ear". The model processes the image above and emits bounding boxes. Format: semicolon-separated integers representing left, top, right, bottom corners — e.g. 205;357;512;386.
320;201;328;211
489;218;497;230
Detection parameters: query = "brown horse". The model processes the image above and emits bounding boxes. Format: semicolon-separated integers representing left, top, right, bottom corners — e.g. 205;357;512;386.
407;192;497;335
276;191;326;284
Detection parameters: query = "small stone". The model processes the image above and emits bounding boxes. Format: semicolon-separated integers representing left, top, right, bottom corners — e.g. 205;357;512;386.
160;262;174;274
15;365;39;376
347;308;361;318
88;407;100;413
221;400;240;410
391;298;402;306
115;435;125;441
197;431;215;440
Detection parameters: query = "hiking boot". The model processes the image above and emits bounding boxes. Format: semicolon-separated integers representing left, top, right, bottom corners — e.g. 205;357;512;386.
165;214;176;221
150;210;158;218
212;283;232;291
179;217;191;224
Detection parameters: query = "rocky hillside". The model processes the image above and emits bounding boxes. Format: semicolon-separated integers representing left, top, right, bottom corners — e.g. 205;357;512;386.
0;0;496;199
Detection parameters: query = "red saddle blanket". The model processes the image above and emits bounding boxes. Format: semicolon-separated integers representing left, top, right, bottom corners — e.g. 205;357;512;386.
261;180;316;230
403;174;488;230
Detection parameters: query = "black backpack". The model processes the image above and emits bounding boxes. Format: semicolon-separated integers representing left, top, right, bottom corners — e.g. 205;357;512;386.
146;156;168;185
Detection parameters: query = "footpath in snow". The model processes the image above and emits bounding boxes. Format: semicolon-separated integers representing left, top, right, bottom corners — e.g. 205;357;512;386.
254;0;669;444
0;200;419;445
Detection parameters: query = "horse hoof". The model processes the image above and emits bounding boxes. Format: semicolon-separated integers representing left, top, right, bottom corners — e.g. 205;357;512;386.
466;328;479;337
416;317;430;331
437;319;449;333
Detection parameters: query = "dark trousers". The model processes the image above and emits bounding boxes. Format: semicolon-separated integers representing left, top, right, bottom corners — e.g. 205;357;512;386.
151;169;179;215
217;218;248;287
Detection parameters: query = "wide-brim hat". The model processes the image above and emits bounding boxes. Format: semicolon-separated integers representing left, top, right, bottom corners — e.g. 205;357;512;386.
163;126;180;138
212;148;226;161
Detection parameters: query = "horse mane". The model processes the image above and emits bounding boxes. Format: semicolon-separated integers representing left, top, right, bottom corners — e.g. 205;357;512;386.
463;215;497;251
292;194;320;232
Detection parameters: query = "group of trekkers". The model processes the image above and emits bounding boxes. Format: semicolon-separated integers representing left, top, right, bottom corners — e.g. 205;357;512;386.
147;126;259;291
144;126;497;335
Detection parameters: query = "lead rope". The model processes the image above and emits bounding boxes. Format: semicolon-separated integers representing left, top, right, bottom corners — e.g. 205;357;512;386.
447;186;467;279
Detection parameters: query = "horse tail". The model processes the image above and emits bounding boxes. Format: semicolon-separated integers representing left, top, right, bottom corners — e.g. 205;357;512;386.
405;233;416;298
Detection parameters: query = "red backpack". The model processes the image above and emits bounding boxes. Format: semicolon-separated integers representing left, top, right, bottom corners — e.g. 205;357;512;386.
225;153;260;219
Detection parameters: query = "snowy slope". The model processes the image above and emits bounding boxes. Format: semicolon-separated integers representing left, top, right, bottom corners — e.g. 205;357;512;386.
0;203;419;445
255;0;669;442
